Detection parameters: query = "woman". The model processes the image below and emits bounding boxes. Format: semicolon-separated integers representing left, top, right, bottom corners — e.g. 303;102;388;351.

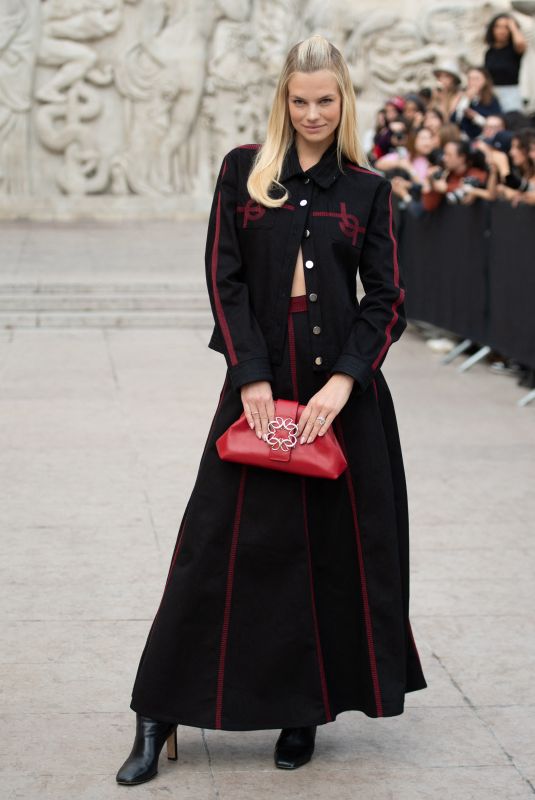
375;126;435;184
484;13;527;113
431;60;464;121
371;98;405;159
116;34;428;785
449;66;502;140
495;128;535;205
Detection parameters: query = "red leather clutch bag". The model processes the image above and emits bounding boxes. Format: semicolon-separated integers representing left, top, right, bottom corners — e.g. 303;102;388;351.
216;398;348;479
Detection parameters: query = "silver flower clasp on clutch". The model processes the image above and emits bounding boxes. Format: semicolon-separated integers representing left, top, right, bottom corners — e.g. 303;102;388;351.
264;415;298;452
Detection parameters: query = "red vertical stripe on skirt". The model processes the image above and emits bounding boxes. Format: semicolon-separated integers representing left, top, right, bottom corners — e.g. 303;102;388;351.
334;416;384;717
215;464;248;729
301;477;333;721
288;306;332;722
148;373;231;637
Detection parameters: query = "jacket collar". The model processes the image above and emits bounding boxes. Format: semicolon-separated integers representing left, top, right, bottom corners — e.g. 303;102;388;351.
279;135;343;188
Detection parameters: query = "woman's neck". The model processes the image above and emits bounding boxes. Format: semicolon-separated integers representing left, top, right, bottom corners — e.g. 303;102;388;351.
294;132;335;171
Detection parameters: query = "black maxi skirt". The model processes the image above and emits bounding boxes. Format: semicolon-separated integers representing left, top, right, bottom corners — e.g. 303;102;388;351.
129;294;428;731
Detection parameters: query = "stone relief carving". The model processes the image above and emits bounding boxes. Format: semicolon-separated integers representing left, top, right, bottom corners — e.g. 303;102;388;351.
0;0;40;195
0;0;532;209
35;0;139;195
112;0;249;196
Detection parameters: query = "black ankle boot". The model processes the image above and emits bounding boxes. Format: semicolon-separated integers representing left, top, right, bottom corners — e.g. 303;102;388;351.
116;713;178;785
274;725;317;769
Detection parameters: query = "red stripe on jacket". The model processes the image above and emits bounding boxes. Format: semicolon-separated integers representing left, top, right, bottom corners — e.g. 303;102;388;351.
371;185;405;372
211;157;238;365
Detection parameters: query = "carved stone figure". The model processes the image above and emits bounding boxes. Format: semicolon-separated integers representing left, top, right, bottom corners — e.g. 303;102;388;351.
113;0;249;195
0;0;40;195
35;0;138;195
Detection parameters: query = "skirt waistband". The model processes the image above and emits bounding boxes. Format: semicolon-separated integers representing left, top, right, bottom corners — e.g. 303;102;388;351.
288;294;308;313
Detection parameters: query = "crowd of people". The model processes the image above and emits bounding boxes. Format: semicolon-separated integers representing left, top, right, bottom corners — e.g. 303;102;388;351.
362;12;535;393
364;13;534;214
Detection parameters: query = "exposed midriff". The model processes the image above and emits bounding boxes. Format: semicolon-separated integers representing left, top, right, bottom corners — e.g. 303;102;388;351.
290;244;306;296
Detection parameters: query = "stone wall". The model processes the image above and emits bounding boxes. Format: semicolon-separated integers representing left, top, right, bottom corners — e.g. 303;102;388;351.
1;0;533;219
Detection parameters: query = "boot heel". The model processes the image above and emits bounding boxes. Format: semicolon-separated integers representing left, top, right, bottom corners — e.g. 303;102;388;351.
166;727;178;760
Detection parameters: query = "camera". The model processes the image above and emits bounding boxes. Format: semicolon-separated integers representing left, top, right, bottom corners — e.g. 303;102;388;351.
445;175;485;204
429;167;444;182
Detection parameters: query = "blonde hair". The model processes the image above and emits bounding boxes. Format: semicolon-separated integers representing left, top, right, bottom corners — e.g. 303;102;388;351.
247;34;371;208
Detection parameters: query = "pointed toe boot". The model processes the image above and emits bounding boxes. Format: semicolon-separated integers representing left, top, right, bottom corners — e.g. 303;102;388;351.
274;724;317;769
116;713;178;785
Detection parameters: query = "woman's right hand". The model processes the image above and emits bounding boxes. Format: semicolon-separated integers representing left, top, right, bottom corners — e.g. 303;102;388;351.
240;381;275;440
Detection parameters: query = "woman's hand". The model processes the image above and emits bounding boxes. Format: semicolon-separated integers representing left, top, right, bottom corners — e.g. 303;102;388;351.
297;373;355;444
240;380;275;440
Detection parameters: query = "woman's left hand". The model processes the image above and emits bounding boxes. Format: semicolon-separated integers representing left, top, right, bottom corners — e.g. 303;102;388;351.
297;373;355;444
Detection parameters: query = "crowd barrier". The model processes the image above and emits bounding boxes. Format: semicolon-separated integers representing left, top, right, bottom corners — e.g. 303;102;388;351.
397;200;535;374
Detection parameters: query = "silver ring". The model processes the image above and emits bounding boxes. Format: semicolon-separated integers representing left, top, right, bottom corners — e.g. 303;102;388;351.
315;416;326;425
251;411;260;415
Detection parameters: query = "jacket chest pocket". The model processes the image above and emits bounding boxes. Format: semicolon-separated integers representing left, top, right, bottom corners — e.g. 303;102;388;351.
235;198;274;230
311;200;366;249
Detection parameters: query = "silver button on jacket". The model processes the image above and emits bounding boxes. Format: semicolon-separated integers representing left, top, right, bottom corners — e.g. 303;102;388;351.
205;137;407;393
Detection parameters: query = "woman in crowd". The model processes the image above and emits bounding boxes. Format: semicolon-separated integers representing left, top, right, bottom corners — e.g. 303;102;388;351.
375;126;435;184
449;67;502;140
484;13;527;113
402;93;426;133
431;60;464;120
495;128;535;205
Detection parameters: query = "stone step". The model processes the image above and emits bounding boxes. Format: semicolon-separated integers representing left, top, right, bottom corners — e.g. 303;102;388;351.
0;283;215;327
0;294;210;312
0;309;215;329
0;282;207;295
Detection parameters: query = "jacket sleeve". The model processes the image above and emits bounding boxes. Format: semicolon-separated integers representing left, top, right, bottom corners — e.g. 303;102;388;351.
330;178;407;395
204;148;274;391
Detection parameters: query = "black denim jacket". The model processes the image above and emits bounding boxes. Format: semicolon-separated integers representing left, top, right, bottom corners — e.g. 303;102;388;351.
204;136;407;394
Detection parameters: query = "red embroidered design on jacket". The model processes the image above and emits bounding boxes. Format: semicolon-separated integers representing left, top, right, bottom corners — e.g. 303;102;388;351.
312;202;366;246
236;198;295;227
236;198;266;227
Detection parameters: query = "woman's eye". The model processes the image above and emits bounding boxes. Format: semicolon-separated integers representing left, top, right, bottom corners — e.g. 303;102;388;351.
292;99;333;105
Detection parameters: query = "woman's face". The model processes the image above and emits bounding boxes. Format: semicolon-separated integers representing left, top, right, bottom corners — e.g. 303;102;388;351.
492;16;510;44
423;110;442;134
404;100;419;120
287;70;341;148
467;69;485;94
384;103;400;122
509;138;526;167
435;71;457;92
414;128;434;156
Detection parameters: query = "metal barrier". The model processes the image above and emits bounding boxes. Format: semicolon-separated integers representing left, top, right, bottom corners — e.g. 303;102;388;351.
397;200;535;407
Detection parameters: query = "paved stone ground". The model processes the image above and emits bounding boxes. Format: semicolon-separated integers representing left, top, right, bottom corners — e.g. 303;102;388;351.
1;222;534;799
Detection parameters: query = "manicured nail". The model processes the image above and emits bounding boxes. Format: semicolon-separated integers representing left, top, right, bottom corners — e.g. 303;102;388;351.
300;436;305;444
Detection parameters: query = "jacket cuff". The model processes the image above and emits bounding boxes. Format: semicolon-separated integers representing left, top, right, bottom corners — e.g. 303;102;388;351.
330;354;373;395
228;357;274;391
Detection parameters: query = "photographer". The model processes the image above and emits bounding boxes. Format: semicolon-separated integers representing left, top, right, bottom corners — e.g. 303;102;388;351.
376;127;438;218
422;140;489;212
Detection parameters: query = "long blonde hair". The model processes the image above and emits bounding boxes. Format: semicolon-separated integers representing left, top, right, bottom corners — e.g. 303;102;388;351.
247;34;371;208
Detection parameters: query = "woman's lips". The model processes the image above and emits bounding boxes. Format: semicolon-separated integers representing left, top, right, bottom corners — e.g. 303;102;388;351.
303;125;324;130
